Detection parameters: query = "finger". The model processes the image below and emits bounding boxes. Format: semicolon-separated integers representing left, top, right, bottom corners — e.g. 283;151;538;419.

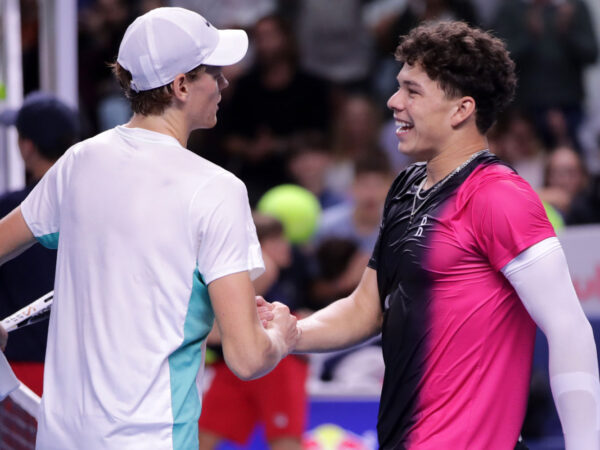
258;309;275;320
256;296;274;309
258;311;274;321
271;302;289;313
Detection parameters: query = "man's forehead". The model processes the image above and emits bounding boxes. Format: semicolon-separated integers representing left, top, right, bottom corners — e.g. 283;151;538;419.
397;63;426;82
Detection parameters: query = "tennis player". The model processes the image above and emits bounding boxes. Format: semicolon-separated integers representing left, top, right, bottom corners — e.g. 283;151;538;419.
0;7;299;450
293;22;599;449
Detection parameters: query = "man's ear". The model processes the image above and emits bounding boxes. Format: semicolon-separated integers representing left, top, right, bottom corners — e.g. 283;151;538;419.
171;73;189;102
450;96;476;128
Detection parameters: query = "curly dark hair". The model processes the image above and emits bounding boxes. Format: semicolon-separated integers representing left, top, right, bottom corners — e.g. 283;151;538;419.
110;62;205;116
395;21;517;134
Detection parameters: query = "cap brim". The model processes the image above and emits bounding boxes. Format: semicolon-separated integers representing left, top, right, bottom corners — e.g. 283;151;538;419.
0;108;18;126
203;29;249;66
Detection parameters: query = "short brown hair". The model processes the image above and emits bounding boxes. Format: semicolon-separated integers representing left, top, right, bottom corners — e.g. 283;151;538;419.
252;212;284;242
395;21;517;134
111;62;205;116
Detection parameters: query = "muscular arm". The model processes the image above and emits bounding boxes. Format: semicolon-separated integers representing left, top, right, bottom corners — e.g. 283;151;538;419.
208;271;298;380
295;267;383;353
0;207;36;266
502;237;600;450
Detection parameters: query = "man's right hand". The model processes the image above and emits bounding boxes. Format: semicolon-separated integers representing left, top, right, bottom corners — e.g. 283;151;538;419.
265;301;301;357
256;296;274;327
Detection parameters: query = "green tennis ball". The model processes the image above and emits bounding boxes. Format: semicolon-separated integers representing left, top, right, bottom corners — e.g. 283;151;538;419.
257;184;321;244
543;201;565;232
0;83;5;100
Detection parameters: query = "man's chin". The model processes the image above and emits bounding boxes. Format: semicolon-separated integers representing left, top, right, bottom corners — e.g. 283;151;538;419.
398;145;430;162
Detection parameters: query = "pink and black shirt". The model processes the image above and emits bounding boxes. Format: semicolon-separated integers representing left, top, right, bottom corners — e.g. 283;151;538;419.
368;152;555;449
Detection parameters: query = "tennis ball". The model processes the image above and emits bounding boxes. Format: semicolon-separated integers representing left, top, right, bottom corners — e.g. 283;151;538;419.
0;83;5;100
257;184;321;244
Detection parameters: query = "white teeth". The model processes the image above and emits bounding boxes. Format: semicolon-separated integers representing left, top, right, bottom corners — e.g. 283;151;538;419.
395;120;413;132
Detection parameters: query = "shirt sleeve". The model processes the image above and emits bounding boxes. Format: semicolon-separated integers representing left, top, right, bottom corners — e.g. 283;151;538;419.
470;174;556;271
20;146;78;249
193;173;264;285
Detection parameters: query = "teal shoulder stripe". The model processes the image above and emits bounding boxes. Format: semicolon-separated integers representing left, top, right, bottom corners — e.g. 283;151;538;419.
169;268;214;450
36;232;59;249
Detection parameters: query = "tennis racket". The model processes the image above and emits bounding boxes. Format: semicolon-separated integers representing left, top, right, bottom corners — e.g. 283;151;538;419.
1;291;54;332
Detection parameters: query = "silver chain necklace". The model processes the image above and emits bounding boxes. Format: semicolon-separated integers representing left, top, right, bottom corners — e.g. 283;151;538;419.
410;149;488;223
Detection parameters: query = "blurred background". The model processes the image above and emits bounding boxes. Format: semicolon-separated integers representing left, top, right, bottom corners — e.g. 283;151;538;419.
1;1;600;449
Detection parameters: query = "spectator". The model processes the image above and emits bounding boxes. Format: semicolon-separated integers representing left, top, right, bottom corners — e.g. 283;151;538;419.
219;14;332;205
316;152;393;255
287;132;346;210
171;0;275;28
0;91;80;396
489;110;547;189
311;237;362;308
493;0;598;150
291;0;374;90
78;0;134;132
540;145;600;224
327;94;385;195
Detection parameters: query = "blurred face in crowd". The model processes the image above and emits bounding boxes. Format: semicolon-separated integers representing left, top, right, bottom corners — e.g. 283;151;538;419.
187;66;228;129
503;116;541;160
491;115;542;164
253;17;291;65
352;172;391;221
387;63;460;161
288;148;332;195
261;233;292;269
546;146;587;197
337;96;380;150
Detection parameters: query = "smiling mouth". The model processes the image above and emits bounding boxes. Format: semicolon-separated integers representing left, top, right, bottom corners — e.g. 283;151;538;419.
395;120;414;136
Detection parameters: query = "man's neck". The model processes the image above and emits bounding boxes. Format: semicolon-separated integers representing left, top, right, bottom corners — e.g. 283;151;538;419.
126;111;189;147
424;137;488;189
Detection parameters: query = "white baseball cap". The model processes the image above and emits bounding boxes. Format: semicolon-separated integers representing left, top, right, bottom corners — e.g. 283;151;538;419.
117;7;248;92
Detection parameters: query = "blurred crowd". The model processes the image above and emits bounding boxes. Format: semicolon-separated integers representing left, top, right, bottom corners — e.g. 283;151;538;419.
16;0;600;228
9;0;600;445
16;0;600;368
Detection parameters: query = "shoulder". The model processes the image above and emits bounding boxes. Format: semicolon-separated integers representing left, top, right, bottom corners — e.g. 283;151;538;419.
459;162;537;208
191;165;248;209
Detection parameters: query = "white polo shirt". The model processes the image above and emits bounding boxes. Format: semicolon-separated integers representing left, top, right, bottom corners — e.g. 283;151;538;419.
21;126;264;450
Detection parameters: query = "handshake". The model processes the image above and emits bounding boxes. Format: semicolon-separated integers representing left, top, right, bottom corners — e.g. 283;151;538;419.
255;296;302;358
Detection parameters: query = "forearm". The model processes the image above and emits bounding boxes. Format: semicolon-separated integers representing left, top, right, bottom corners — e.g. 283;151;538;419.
221;324;285;380
547;321;600;450
503;238;600;449
0;207;36;266
296;268;383;353
295;298;375;352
